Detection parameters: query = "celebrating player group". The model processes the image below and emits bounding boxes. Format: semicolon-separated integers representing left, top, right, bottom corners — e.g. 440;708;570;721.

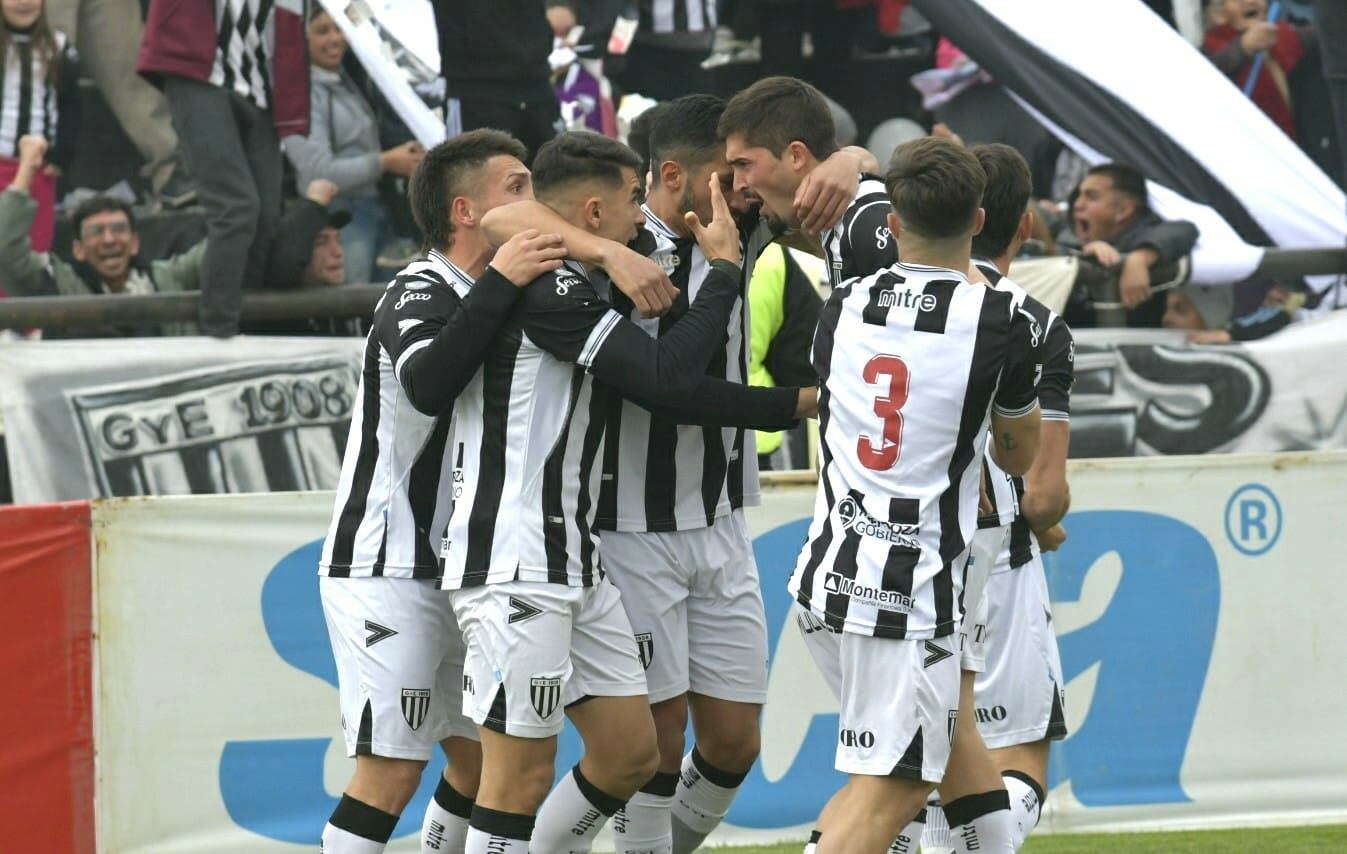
315;75;1074;854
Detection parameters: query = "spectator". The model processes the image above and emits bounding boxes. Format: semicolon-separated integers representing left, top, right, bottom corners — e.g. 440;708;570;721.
0;134;345;338
47;0;194;207
435;0;561;160
1166;283;1304;343
138;0;311;338
282;7;424;284
609;0;716;101
1064;163;1199;326
1204;0;1316;142
547;2;619;136
0;0;79;254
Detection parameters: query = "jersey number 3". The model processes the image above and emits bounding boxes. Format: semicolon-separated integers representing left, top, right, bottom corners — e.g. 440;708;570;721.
857;354;910;471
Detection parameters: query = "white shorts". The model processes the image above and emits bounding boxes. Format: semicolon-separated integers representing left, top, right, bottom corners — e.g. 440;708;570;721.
320;576;478;761
796;605;961;781
600;510;769;704
973;547;1068;749
450;579;648;738
960;527;1005;673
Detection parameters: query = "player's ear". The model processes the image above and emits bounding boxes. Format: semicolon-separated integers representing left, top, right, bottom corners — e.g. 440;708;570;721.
584;195;603;232
658;159;681;193
886;210;902;242
785;140;810;171
1017;208;1034;243
451;195;475;229
972;207;986;237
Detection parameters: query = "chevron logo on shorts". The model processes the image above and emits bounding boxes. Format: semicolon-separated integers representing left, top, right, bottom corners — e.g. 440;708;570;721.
923;640;953;668
401;688;430;731
508;596;543;624
635;633;654;670
530;677;562;719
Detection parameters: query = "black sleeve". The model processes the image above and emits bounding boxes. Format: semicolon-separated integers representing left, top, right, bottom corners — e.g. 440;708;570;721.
623;380;800;430
1132;219;1200;266
378;267;523;415
1227;304;1293;341
49;41;82;170
841;176;896;279
263;199;329;289
994;306;1042;417
1037;316;1074;420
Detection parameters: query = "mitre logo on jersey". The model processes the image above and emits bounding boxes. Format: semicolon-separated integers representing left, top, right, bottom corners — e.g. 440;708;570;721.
401;689;431;731
876;288;938;314
654;251;680;275
836;495;920;548
822;572;915;614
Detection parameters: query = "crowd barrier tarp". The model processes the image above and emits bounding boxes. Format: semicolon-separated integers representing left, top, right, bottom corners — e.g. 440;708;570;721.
1068;312;1347;457
0;337;363;504
0;501;94;852
7;317;1347;505
89;452;1347;851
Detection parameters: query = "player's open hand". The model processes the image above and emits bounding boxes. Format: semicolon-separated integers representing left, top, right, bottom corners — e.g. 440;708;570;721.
605;244;678;317
794;149;861;236
686;171;742;266
491;229;567;287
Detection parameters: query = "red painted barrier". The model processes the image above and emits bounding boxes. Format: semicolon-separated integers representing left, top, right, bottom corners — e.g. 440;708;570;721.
0;501;94;852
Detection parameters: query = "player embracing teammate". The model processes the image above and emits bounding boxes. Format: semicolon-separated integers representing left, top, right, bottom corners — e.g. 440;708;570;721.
314;74;1071;854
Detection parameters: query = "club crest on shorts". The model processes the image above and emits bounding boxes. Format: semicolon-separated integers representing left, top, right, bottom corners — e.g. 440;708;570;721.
401;688;431;731
530;677;562;719
635;632;654;670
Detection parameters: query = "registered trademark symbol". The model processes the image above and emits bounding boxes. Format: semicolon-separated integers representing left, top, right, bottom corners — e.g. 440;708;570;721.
1224;483;1282;557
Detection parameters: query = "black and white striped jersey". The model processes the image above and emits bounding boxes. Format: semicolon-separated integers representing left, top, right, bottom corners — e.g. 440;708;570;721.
441;254;800;591
821;174;896;287
973;260;1074;570
211;0;273;110
320;250;522;579
595;206;758;532
640;0;717;35
0;30;72;159
788;261;1041;639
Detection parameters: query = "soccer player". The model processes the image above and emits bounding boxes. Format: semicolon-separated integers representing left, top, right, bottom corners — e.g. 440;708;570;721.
718;75;894;286
787;137;1042;854
438;131;815;854
317;129;566;853
478;94;874;853
968;143;1074;851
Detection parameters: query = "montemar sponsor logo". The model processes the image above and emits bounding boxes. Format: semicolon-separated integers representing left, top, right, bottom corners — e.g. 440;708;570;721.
836;495;920;548
823;572;915;614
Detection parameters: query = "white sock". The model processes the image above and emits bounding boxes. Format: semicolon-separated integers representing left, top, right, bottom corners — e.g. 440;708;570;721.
613;771;678;854
889;806;925;853
922;799;951;851
422;776;473;852
803;829;822;853
464;806;533;854
532;765;626;853
670;749;749;854
946;790;1014;854
322;794;398;853
1001;772;1044;850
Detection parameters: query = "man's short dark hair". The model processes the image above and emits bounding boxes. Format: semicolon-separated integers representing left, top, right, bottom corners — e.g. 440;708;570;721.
627;102;670;177
71;196;136;238
717;76;838;160
532;131;642;200
650;94;726;173
884;137;986;241
1087;162;1149;212
409;128;528;251
970;143;1032;259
